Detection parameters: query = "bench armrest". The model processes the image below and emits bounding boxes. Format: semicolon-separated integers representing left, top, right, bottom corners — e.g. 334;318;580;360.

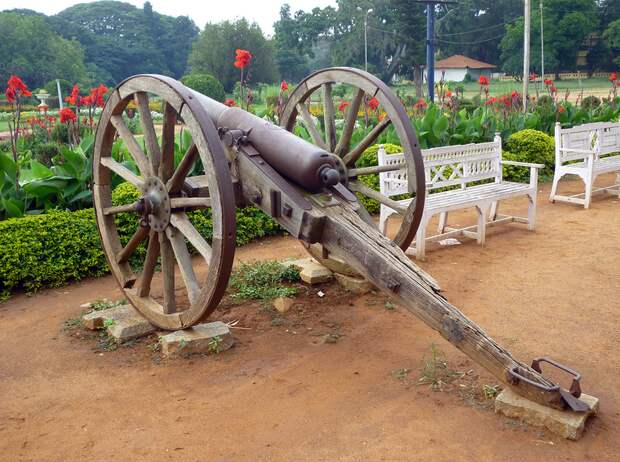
559;147;595;155
501;160;545;169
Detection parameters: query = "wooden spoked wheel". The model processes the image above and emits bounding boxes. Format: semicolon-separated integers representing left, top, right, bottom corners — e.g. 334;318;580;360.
281;67;426;250
93;74;236;330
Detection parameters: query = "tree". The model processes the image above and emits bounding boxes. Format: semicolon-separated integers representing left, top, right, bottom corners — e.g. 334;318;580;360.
188;19;278;91
603;19;620;67
49;1;198;84
0;12;87;88
499;0;598;76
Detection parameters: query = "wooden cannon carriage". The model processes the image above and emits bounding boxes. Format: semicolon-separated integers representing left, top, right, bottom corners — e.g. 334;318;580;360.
93;68;590;413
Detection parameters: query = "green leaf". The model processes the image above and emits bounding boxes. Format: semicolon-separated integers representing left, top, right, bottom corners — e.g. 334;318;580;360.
0;152;17;182
432;116;449;139
1;198;23;218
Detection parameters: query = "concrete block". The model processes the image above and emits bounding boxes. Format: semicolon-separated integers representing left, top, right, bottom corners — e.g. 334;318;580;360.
334;273;374;295
82;305;156;341
495;388;599;440
274;297;294;313
283;257;332;284
160;321;234;357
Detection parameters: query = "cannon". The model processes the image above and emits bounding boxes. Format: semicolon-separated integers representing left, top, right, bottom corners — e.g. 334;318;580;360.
93;68;590;413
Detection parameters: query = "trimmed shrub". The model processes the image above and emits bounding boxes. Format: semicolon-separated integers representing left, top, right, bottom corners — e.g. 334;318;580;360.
181;74;226;103
0;183;283;296
581;95;601;110
355;143;403;213
503;129;555;182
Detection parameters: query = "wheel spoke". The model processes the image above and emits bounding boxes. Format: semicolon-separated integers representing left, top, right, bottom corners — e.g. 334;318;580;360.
110;115;152;177
116;226;149;264
165;226;201;306
335;88;365;157
348;164;405;177
135;92;162;173
137;231;160;297
160;103;176;182
166;144;198;193
170;212;212;261
342;117;392;166
170;197;211;209
323;83;337;152
101;157;143;187
103;201;139;215
296;103;328;150
349;180;408;214
159;232;177;313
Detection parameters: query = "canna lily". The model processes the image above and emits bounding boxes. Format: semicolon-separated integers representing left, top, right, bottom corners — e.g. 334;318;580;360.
368;97;379;111
338;101;350;112
5;75;32;103
59;107;77;124
280;81;289;91
234;49;252;69
478;75;489;86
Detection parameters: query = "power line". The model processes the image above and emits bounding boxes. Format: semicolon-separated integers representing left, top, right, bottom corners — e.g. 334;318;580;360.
435;33;508;45
436;17;520;37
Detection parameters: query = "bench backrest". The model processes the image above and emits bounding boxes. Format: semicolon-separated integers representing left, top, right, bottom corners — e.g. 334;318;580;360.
378;136;502;197
555;121;620;163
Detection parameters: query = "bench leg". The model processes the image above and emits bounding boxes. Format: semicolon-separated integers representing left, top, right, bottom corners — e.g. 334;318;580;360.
415;215;429;261
584;175;593;209
489;201;499;221
549;172;561;203
379;206;389;235
527;193;536;230
437;212;448;233
476;205;489;246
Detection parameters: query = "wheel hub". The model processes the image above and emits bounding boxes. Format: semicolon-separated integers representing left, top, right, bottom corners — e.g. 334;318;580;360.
137;177;171;232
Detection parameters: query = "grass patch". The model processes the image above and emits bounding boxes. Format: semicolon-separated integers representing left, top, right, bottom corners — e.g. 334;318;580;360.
229;260;300;302
418;343;461;391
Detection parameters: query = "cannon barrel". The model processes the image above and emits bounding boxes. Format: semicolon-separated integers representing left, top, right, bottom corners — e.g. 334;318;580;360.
190;90;340;192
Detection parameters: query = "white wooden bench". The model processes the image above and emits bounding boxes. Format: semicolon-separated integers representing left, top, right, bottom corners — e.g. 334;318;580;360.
378;135;544;260
550;121;620;208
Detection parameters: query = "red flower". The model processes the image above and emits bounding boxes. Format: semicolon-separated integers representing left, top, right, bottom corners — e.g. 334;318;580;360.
511;90;519;99
557;106;566;113
338;101;350;112
280;81;288;91
80;95;92;107
445;90;452;98
529;72;537;81
550;86;558;94
478;75;489;86
224;98;236;107
485;97;498;106
59;107;77;124
544;79;553;86
610;72;618;82
66;85;80;106
368;97;379;111
234;49;252;69
5;75;32;102
413;98;427;110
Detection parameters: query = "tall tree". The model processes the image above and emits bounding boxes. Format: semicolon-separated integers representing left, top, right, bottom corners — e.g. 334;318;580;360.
0;12;87;88
499;0;599;76
188;19;278;91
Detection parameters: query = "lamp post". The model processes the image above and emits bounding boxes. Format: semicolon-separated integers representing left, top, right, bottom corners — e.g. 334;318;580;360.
357;7;373;72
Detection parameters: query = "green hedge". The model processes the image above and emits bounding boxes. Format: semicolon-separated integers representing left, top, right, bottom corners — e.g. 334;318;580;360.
355;143;403;213
503;129;555;183
0;182;282;296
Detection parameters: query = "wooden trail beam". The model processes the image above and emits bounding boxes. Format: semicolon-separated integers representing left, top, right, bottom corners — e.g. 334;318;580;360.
316;199;567;410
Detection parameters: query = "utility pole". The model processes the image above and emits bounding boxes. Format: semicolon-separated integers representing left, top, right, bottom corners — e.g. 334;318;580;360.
56;79;63;109
414;0;457;102
523;0;531;112
540;0;544;84
357;7;374;73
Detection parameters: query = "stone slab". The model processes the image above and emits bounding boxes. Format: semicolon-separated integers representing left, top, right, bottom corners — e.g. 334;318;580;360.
305;243;360;277
82;305;156;341
334;273;374;295
283;257;332;284
159;321;234;357
274;297;294;313
495;388;599;440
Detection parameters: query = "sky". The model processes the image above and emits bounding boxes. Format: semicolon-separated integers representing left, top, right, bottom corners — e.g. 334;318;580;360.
1;0;337;35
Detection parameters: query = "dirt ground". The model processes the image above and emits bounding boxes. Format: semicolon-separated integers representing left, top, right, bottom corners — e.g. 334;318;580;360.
1;175;620;462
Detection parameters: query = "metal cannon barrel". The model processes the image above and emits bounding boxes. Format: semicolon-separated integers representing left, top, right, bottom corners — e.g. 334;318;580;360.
190;90;340;192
